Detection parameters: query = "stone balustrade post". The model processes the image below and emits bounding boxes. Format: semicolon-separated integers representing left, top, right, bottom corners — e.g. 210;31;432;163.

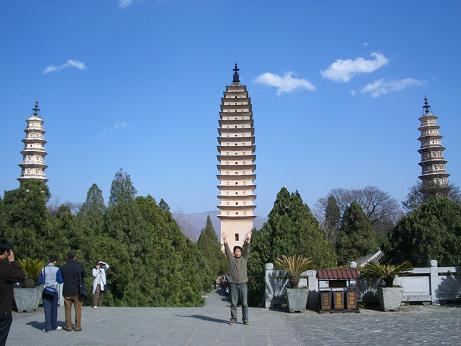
264;263;274;309
430;259;439;305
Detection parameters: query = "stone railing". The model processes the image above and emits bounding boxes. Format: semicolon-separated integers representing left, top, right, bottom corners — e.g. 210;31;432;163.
264;260;461;309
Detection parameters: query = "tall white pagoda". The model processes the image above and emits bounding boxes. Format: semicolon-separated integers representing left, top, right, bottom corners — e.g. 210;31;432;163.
418;96;449;188
18;101;48;183
217;64;256;250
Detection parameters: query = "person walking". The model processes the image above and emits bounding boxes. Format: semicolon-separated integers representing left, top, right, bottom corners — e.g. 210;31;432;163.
92;260;109;309
38;255;63;332
58;252;86;332
222;232;251;325
0;240;25;346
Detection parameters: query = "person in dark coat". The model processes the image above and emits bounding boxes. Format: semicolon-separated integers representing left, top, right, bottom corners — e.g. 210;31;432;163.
0;240;25;346
58;252;86;332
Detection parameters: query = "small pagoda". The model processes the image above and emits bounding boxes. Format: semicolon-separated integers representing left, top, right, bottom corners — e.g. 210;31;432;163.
217;64;256;250
418;96;449;188
18;101;48;183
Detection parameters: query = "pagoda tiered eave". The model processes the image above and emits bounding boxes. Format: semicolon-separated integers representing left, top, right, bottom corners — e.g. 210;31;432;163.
217;145;255;151
419;114;438;121
218;215;257;221
218;184;256;191
418;159;448;166
218;194;256;200
419;172;450;179
218;137;255;143
217;164;256;170
18;175;48;182
217;174;256;179
418;134;442;140
218;128;254;135
19;161;48;168
418;145;445;152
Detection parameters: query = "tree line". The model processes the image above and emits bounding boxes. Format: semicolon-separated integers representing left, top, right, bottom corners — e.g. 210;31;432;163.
247;182;461;306
1;171;460;307
0;169;223;307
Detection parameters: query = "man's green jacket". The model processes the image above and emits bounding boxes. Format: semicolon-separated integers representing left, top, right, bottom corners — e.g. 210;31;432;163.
224;240;250;284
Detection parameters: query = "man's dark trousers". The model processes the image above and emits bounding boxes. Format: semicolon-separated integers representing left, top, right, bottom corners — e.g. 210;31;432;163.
230;283;248;322
0;311;12;346
43;293;59;331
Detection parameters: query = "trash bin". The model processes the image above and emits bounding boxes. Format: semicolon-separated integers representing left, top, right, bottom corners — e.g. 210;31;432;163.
319;289;332;313
332;288;345;311
346;287;359;312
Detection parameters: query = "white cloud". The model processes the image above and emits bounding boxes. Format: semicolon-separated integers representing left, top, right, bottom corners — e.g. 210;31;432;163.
254;72;315;95
321;52;389;82
350;90;357;96
43;59;86;75
100;121;129;137
363;42;369;47
361;78;426;97
118;0;136;8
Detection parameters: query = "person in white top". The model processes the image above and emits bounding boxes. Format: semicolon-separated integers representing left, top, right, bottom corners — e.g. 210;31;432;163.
92;260;109;309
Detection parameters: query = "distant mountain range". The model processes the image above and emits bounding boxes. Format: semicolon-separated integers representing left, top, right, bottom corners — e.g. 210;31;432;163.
173;211;267;242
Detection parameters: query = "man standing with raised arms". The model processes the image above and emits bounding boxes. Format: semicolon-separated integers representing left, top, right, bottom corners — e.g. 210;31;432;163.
222;231;251;325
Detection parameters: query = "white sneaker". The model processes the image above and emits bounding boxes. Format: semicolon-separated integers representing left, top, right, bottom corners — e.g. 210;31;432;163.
93;306;98;309
56;326;62;330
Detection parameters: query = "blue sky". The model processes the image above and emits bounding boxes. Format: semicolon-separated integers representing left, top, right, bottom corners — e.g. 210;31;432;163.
1;0;460;216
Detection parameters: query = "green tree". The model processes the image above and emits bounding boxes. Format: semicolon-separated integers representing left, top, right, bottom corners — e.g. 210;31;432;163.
335;202;377;265
324;195;341;243
197;215;227;276
134;196;212;305
109;169;137;206
159;198;170;211
1;181;51;258
248;187;336;306
79;184;106;228
387;197;461;266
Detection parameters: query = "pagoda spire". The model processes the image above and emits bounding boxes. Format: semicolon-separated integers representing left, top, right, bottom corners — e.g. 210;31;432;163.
232;63;240;84
423;95;431;115
417;96;449;189
33;100;40;117
18;101;48;183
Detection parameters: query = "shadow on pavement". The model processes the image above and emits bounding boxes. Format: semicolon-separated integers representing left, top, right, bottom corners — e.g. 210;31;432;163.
176;314;229;324
26;321;44;330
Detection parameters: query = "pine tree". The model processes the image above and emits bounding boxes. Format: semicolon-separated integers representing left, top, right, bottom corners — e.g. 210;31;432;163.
324;194;341;243
197;215;227;276
2;180;51;258
387;197;461;266
109;169;137;206
336;202;377;265
159;198;170;211
248;187;336;305
79;184;106;226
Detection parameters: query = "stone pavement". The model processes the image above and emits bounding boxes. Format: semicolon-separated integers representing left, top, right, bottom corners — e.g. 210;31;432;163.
8;290;461;345
8;289;300;345
286;305;461;345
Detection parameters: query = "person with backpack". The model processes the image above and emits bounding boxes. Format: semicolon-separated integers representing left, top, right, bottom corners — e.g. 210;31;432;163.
38;255;63;332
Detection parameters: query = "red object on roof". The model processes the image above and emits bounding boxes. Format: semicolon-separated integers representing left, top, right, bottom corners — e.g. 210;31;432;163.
316;268;359;280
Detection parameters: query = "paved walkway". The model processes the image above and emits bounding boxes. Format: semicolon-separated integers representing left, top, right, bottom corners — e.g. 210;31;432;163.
286;305;461;345
8;289;300;345
8;291;461;345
